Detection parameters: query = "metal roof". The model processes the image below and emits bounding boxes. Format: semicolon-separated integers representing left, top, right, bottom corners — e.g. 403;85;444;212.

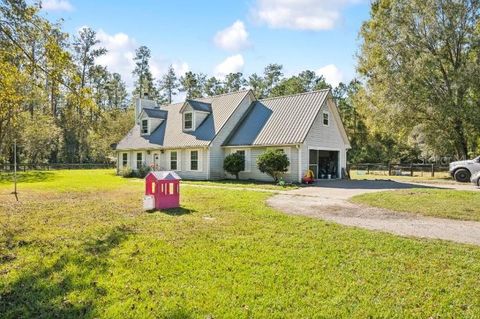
116;90;251;150
184;99;212;112
142;108;167;118
224;89;330;146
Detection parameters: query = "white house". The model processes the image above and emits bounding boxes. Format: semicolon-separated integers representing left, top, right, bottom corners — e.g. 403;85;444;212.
115;89;350;182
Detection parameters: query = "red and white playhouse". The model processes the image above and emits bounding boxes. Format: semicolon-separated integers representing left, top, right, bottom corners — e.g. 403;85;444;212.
144;171;181;210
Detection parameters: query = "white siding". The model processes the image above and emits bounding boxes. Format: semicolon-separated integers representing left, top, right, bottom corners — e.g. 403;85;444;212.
208;92;255;179
300;98;349;180
223;146;300;183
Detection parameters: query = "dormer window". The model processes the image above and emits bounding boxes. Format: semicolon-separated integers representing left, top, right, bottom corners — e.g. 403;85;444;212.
184;112;193;130
141;119;149;135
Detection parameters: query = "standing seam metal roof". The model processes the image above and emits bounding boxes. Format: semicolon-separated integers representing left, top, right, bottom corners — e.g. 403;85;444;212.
223;89;330;146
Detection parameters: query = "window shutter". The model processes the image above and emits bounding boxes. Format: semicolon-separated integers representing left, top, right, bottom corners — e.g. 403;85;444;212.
198;149;203;172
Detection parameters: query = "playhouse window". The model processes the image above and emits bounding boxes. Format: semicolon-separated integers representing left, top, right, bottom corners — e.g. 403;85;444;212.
323;111;329;126
170;151;178;170
122;153;128;167
141;119;149;134
136;152;143;168
184;112;193;130
190;150;198;171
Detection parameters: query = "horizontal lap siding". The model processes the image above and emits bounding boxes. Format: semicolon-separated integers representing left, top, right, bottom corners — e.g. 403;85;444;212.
224;146;299;183
300;99;348;177
209;92;255;180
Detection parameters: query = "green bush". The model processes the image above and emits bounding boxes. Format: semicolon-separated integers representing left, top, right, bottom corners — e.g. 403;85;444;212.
118;167;135;178
223;153;245;179
136;164;152;178
257;149;290;182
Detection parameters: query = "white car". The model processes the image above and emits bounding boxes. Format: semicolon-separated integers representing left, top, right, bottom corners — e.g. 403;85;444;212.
471;171;480;187
449;156;480;182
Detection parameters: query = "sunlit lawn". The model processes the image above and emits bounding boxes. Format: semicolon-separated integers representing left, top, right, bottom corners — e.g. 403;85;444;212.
1;170;480;318
352;188;480;222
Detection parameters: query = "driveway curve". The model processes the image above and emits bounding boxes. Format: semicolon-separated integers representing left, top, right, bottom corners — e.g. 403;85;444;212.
267;180;480;246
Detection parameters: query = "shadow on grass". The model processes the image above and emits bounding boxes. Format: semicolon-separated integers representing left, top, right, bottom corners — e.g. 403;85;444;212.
146;207;196;216
0;171;55;185
0;225;133;318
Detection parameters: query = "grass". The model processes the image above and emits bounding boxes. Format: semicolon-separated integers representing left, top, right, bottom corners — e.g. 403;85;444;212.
351;188;480;222
350;170;455;184
1;170;480;318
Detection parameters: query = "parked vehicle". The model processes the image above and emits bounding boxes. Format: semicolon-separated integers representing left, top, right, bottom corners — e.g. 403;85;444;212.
449;156;480;182
471;171;480;187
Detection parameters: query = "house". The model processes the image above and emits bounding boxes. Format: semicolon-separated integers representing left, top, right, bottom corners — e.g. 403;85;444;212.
115;89;350;183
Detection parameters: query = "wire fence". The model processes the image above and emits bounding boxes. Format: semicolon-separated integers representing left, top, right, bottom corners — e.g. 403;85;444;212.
349;163;450;178
0;163;115;172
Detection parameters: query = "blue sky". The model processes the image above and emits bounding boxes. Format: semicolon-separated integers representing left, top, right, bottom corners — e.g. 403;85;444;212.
40;0;370;92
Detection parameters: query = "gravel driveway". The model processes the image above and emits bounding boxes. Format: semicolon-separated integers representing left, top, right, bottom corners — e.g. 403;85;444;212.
267;180;480;246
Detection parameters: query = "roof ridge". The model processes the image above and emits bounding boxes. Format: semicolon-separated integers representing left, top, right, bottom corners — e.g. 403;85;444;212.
258;88;330;102
193;89;251;100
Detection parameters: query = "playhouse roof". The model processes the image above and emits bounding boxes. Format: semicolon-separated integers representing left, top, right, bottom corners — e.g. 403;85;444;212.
147;171;182;180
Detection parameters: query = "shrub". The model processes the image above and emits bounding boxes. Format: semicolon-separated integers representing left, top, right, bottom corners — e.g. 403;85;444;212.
223;153;245;179
118;167;135;178
136;164;152;178
257;149;290;182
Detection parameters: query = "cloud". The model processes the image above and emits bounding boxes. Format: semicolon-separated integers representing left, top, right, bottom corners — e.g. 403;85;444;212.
214;20;250;52
94;29;189;92
317;64;343;87
214;54;245;77
41;0;74;11
251;0;361;30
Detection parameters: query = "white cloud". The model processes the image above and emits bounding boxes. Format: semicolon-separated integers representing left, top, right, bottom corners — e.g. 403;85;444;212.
317;64;344;87
252;0;361;31
214;54;245;77
95;30;138;89
214;20;250;51
41;0;74;12
94;29;189;92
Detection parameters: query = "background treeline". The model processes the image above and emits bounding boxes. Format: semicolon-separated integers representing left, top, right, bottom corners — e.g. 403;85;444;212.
1;0;479;167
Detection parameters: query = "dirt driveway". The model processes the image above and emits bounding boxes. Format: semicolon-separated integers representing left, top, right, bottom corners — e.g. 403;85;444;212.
267;180;480;246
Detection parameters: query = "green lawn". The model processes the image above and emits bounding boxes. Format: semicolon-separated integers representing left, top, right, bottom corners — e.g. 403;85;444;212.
351;189;480;222
350;170;454;184
1;170;480;318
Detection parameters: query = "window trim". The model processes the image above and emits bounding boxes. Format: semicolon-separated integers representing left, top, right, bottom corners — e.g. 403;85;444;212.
122;153;128;167
187;149;202;172
322;111;329;127
141;119;149;135
169;150;179;171
136;152;144;169
183;112;194;131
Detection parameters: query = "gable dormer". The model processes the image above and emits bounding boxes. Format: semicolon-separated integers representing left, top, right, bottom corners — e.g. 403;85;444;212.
138;108;167;136
179;99;212;131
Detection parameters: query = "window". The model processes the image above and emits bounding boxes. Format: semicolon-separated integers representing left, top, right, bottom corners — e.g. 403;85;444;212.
122;153;128;167
184;112;193;130
236;150;246;171
141;119;149;134
190;150;198;171
136;152;143;168
323;111;329;126
170;151;178;170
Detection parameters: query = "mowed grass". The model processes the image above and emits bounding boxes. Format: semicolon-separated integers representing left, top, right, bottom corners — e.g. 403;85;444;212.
350;170;454;184
1;170;480;318
352;189;480;221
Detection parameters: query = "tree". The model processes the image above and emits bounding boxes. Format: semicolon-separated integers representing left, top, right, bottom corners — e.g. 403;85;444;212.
204;76;225;96
132;45;160;100
257;149;290;182
73;27;107;89
263;64;283;96
106;73;128;109
248;73;265;98
223;153;245;180
179;71;204;98
358;0;480;159
159;65;179;104
224;72;246;93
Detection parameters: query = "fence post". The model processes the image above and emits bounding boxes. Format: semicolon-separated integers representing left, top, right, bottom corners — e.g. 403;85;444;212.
410;164;414;177
367;164;370;175
431;164;434;177
388;163;392;176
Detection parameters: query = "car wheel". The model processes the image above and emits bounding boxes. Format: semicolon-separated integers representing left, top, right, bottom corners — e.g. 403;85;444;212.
454;168;471;183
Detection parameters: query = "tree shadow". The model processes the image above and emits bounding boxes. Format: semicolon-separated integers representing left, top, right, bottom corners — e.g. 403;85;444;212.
0;171;55;185
146;207;196;216
0;225;133;318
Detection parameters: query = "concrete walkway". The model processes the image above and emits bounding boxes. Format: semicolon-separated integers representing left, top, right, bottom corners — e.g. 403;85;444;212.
267;180;480;246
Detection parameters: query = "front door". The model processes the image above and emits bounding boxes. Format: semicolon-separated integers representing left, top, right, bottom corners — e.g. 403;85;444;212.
152;153;160;170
